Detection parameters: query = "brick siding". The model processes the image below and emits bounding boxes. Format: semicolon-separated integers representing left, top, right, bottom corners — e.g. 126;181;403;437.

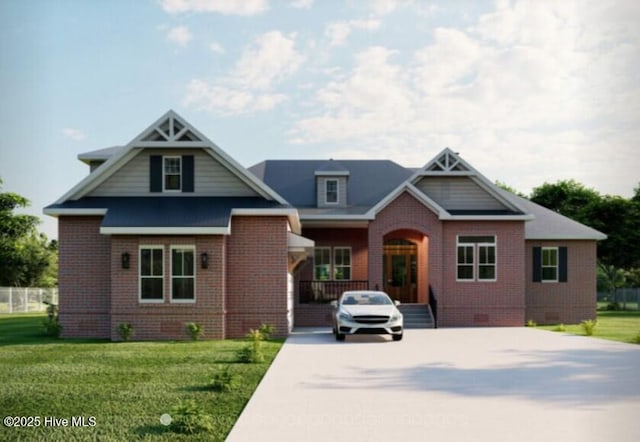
225;216;290;338
525;240;597;324
58;217;111;338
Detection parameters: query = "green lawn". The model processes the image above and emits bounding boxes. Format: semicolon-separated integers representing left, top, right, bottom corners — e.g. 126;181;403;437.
539;309;640;344
0;314;282;441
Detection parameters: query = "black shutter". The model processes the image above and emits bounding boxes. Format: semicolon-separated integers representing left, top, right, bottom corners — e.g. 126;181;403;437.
182;155;194;193
559;247;568;282
150;155;162;192
532;247;542;282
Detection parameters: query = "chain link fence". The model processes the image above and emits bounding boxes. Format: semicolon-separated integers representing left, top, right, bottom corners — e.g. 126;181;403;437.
598;288;640;310
0;287;59;313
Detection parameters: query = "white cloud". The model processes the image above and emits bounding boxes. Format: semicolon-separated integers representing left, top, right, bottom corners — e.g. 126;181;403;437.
183;31;303;114
61;128;86;142
166;25;193;46
290;0;314;9
369;0;414;16
291;0;640;196
209;41;225;54
161;0;268;15
325;19;381;46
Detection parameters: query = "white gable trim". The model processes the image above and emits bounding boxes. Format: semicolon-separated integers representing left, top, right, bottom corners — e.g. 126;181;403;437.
368;183;447;218
56;110;289;205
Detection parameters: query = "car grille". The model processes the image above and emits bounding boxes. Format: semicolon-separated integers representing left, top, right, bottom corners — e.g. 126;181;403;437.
353;315;390;324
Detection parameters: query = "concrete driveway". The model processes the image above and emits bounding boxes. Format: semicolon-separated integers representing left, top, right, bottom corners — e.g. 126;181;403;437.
227;328;640;442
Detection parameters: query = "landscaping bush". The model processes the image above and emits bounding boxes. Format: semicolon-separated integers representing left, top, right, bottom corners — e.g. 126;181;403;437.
42;316;62;338
258;323;275;340
581;319;597;336
525;319;537;327
236;328;265;363
211;366;241;392
169;399;215;435
118;323;134;341
186;322;203;341
554;324;567;332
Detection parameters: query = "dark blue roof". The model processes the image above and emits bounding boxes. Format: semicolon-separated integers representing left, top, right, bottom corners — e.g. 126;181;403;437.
45;197;286;228
249;160;413;208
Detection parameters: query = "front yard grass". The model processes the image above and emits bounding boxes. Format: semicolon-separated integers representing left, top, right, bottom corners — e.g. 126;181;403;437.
539;309;640;344
0;313;282;441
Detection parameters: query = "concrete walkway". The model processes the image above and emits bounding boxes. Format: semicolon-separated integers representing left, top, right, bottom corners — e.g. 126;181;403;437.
227;328;640;442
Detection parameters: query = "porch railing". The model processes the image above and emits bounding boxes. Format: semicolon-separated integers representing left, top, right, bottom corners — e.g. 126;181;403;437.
299;280;369;304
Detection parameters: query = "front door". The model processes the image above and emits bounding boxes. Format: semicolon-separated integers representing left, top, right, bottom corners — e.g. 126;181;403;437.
383;241;417;303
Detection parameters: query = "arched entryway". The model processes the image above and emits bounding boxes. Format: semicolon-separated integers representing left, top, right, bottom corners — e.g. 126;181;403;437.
382;230;429;304
383;239;417;303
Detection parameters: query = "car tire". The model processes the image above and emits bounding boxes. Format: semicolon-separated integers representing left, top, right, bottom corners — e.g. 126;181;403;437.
336;332;346;341
392;333;403;341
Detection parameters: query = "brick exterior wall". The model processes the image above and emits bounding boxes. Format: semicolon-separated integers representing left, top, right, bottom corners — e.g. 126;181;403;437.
440;221;526;327
225;216;290;338
58;217;111;338
110;235;226;340
525;240;597;324
369;192;444;302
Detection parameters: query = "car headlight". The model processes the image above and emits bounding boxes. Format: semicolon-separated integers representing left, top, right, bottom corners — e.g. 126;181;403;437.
390;311;402;321
338;311;353;321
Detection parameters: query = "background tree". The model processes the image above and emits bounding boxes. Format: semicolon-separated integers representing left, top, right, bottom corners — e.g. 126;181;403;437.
0;178;57;287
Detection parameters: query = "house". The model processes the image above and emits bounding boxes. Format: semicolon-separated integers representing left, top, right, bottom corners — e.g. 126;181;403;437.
45;110;606;340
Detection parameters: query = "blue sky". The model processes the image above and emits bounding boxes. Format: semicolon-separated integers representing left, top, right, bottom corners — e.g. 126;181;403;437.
1;0;639;239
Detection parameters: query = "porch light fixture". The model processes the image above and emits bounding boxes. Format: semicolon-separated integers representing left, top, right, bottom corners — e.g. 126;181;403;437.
200;252;209;269
121;252;130;269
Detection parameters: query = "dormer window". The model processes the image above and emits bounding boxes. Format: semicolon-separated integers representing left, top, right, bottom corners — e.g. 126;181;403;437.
164;156;182;191
325;179;338;204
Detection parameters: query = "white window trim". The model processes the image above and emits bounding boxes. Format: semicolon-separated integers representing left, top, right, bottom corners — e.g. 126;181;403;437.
313;247;332;281
324;179;339;205
163;156;182;192
541;247;559;283
456;236;497;283
139;245;164;303
170;245;196;303
333;247;352;281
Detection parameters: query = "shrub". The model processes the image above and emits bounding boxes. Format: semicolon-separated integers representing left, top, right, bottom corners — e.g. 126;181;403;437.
554;324;567;332
118;323;134;341
605;302;621;311
258;323;275;340
211;366;241;392
525;319;537;327
185;322;203;341
236;328;265;363
42;316;63;338
169;399;215;434
581;319;597;336
632;332;640;345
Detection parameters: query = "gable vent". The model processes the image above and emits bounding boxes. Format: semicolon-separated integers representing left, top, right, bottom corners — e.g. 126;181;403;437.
141;116;203;143
427;150;470;172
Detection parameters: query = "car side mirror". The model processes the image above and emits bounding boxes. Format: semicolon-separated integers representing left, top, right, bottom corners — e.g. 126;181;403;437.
394;300;401;306
330;300;338;307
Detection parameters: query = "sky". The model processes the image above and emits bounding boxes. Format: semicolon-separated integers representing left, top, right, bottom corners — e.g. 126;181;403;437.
1;0;639;240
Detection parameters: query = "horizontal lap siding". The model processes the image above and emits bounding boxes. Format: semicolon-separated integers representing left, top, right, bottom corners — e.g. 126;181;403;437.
525;240;597;324
415;176;508;211
58;217;111;338
225;216;289;338
110;235;225;340
88;148;258;197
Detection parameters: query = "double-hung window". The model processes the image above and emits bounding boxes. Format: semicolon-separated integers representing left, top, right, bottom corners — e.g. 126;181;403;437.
140;246;164;302
325;179;338;204
542;247;559;282
164;156;181;191
333;247;351;280
456;236;497;282
314;247;331;280
171;246;195;302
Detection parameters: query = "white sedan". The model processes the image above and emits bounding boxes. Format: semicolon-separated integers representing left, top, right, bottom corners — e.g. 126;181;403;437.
331;290;403;341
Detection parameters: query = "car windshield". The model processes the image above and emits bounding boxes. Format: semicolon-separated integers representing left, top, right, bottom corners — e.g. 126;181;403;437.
341;293;392;306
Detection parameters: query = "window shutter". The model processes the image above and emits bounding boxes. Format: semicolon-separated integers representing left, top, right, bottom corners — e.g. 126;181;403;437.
532;247;542;282
150;155;162;192
182;155;194;192
559;247;568;282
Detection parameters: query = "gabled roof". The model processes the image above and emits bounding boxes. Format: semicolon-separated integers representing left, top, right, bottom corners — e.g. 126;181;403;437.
54;110;288;205
78;145;124;165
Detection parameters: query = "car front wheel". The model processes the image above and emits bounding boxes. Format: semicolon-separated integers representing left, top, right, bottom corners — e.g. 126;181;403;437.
392;333;403;341
336;332;346;341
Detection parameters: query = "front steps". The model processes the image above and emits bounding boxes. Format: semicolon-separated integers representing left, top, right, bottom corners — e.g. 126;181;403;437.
398;303;435;329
